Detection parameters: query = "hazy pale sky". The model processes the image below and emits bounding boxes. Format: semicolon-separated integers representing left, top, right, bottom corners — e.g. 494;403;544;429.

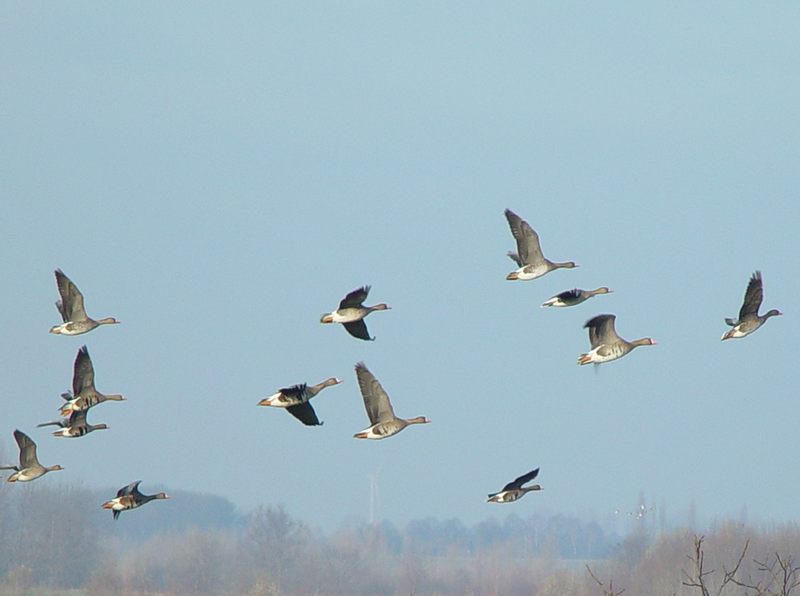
1;2;798;529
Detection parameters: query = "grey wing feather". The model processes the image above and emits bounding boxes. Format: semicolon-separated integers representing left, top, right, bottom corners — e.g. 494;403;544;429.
344;320;374;341
55;300;68;323
339;286;370;309
585;314;619;348
69;410;88;426
280;384;308;403
739;271;763;319
73;346;95;395
558;289;582;301
117;480;143;498
355;362;395;424
502;468;540;491
13;430;39;468
286;402;323;426
55;269;87;321
504;209;543;265
507;251;523;267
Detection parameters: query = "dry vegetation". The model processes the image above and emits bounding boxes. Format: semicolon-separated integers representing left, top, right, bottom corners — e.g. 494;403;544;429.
0;482;797;595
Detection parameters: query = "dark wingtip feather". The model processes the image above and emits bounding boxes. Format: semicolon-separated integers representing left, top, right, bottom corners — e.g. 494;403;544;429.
280;383;308;396
584;313;613;328
558;288;581;300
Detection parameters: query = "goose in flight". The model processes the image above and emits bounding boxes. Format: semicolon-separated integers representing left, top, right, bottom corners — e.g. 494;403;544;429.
59;346;125;416
353;362;429;440
102;481;169;519
49;269;119;335
721;271;782;340
578;314;656;365
321;286;390;341
504;209;577;281
258;377;342;426
488;468;542;503
0;430;64;482
541;287;612;308
37;409;109;438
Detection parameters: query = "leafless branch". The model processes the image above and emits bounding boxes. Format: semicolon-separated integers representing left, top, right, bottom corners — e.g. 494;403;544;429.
682;535;712;596
717;538;751;595
724;539;765;594
773;553;800;596
586;564;626;596
752;552;800;596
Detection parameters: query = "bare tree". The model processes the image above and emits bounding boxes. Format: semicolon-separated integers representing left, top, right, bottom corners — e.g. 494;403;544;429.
728;552;800;596
682;534;750;596
586;564;625;596
757;552;800;596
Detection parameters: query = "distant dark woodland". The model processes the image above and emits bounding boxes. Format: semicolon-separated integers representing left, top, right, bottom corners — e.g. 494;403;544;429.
0;484;798;595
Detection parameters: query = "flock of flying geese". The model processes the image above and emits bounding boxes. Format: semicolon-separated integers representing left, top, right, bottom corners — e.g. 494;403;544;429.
0;209;783;511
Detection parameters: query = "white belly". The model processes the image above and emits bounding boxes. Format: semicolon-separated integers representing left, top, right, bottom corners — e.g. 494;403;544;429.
517;264;548;280
331;310;364;323
586;345;623;364
13;469;42;482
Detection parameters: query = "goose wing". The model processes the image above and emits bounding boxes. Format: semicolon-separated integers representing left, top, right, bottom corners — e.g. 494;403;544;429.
584;314;620;348
13;430;40;468
557;289;582;301
72;346;95;395
55;269;88;322
286;402;322;426
739;271;764;319
339;286;370;309
117;480;143;498
36;418;67;429
344;320;373;341
501;468;540;492
504;209;544;266
69;409;88;426
355;362;395;424
279;384;308;403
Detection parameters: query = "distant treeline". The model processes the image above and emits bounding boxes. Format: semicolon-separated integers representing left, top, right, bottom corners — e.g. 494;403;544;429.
0;482;797;595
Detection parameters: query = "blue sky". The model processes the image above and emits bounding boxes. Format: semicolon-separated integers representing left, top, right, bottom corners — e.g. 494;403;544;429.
1;2;798;529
